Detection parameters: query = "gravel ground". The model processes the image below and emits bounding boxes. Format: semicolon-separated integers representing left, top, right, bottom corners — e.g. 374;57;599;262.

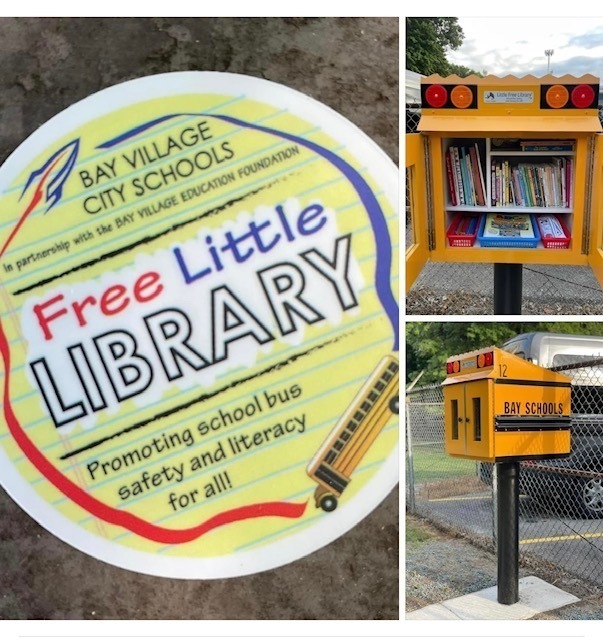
406;513;603;620
407;286;603;315
406;262;603;315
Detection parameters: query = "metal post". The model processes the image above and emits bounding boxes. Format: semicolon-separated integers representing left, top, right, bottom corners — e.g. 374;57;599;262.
405;399;416;513
493;264;522;315
492;462;498;544
496;461;520;605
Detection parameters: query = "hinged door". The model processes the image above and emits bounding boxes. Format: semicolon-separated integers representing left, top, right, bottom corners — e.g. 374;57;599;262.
405;133;430;293
588;133;603;287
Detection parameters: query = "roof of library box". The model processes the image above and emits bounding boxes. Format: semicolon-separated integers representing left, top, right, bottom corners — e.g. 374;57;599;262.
418;74;602;134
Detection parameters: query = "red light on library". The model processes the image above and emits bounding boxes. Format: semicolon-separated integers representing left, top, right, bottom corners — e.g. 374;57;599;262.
425;84;448;108
477;351;494;368
545;85;569;109
450;85;472;109
571;84;596;108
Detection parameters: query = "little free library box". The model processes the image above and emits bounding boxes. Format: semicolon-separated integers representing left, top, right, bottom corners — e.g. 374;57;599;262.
406;74;603;293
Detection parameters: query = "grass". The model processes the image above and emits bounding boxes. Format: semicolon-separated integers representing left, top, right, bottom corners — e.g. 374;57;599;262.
409;446;477;482
406;515;436;547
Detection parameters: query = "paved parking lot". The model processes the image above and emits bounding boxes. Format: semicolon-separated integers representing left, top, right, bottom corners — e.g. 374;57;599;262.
419;489;603;587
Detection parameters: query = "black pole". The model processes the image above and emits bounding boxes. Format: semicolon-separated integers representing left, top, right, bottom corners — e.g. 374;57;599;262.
493;264;522;315
497;461;520;605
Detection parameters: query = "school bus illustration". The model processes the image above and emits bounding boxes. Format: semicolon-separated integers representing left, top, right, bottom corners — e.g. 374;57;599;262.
307;354;399;512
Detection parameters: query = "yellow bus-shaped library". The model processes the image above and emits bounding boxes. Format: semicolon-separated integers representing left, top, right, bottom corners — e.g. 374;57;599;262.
307;355;399;511
442;346;571;462
406;74;603;292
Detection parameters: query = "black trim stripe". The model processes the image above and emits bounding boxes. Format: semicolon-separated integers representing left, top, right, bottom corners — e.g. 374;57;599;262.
495;426;571;432
494;378;572;388
494;452;571;462
495;416;571;432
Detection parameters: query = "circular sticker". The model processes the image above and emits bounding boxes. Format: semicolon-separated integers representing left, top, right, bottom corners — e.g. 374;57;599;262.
0;72;399;578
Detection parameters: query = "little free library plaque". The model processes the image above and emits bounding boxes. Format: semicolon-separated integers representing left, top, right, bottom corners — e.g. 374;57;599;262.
0;72;399;578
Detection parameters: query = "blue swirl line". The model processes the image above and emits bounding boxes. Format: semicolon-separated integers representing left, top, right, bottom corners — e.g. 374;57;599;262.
97;114;204;149
204;113;399;351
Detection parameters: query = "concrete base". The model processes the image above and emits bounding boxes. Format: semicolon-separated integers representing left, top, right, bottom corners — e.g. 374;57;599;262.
407;576;580;620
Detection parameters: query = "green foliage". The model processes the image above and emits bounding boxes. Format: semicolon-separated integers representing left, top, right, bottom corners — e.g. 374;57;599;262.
406;322;603;385
448;63;483;78
406;17;482;77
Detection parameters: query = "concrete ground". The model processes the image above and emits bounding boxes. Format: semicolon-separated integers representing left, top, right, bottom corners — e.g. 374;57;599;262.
0;17;399;620
406;514;603;620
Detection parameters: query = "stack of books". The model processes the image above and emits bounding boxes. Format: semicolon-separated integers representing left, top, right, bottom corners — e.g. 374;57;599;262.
478;213;540;248
491;158;572;208
445;143;487;206
519;140;575;152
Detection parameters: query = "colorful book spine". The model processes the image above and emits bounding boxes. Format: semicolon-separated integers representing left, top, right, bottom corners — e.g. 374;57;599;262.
453;147;465;205
475;143;487;207
445;149;457;206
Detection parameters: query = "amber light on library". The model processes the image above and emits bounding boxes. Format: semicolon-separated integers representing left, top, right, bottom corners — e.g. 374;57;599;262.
477;352;494;368
450;85;473;109
545;85;569;109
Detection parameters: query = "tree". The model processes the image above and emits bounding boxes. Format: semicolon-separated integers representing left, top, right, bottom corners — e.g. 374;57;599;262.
406;17;481;77
448;63;484;78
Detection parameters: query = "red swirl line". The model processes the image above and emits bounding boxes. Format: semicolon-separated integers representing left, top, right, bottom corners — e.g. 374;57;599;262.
0;319;307;544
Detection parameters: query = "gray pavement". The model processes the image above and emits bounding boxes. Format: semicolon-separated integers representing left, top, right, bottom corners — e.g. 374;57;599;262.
415;490;603;588
0;17;399;620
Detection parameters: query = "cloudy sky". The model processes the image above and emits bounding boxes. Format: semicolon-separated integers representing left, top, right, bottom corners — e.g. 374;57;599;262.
447;17;603;78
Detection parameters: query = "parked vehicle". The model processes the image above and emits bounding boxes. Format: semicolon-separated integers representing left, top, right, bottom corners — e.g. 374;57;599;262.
501;332;603;415
479;332;603;518
405;69;422;134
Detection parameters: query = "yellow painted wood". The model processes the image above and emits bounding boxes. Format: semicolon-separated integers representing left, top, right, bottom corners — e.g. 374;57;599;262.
443;347;571;462
405;74;603;280
588;134;603;288
405;133;429;292
418;116;601;133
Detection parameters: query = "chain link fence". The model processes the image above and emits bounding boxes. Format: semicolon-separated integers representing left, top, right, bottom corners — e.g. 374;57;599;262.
405;104;603;314
406;358;603;587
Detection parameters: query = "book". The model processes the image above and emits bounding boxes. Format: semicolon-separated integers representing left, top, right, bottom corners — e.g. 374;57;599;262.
536;214;568;239
449;214;479;236
469;146;483;205
520;139;574;152
452;146;465;205
482;213;535;239
460;147;470;204
445;149;457;206
475;143;487;207
521;145;574;152
465;151;476;205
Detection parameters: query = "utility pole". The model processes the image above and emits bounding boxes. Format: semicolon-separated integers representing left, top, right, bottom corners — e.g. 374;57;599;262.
545;49;554;73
